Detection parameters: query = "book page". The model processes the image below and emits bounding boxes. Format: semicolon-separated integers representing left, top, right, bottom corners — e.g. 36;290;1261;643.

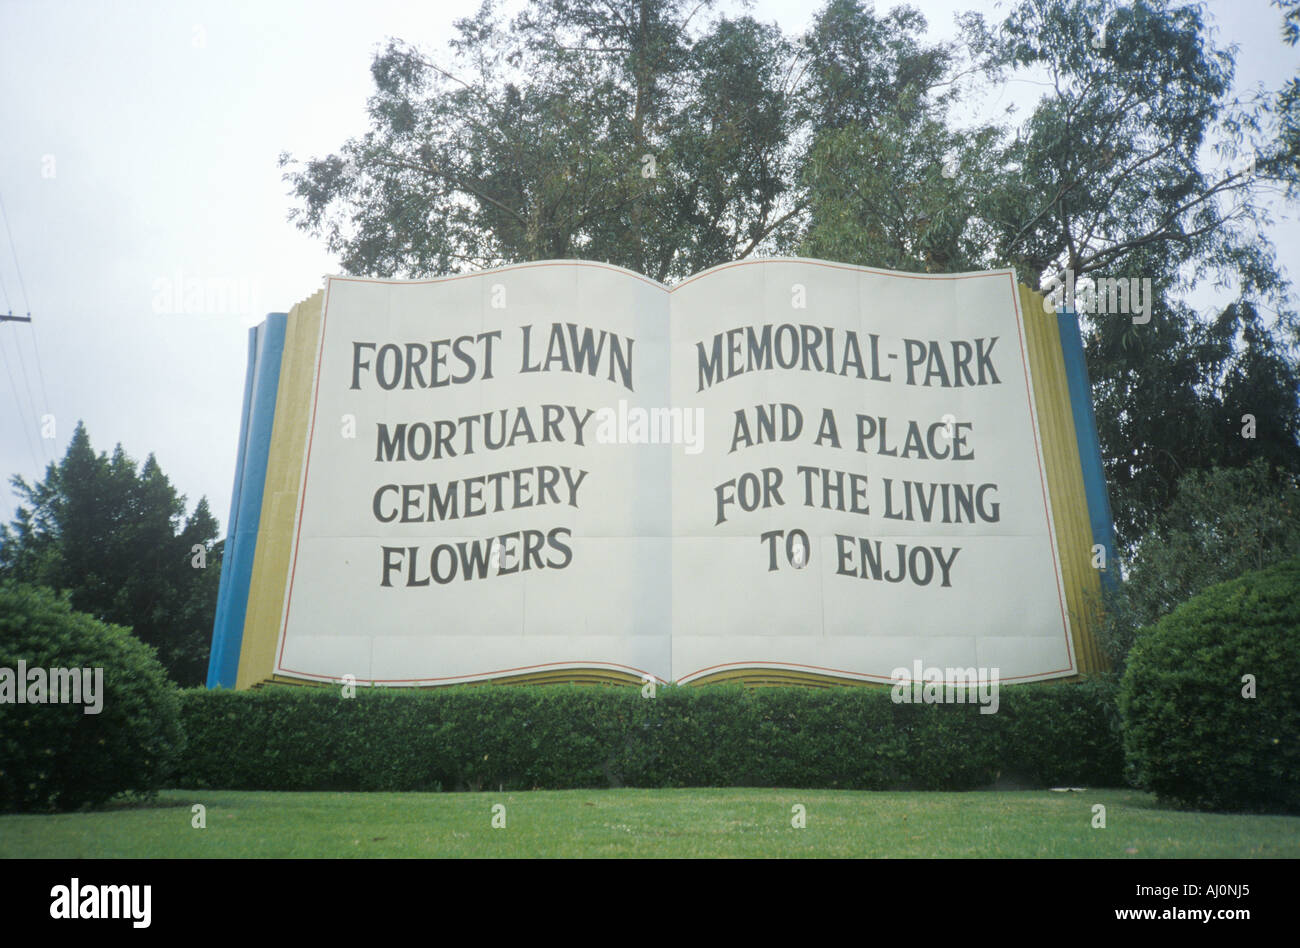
273;262;672;685
669;259;1074;684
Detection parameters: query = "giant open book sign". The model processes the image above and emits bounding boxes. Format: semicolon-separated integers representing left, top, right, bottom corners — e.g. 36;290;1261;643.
207;258;1115;689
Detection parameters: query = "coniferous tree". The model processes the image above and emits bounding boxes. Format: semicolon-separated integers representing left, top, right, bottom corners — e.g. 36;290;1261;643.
0;421;222;686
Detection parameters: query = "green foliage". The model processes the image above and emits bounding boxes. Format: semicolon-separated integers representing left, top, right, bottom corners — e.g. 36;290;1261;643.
1087;294;1300;554
282;0;805;281
1101;461;1300;669
175;679;1124;792
1119;556;1300;814
998;675;1124;786
796;1;988;272
278;0;981;281
0;421;222;686
1274;1;1300;203
0;582;185;812
799;110;1004;273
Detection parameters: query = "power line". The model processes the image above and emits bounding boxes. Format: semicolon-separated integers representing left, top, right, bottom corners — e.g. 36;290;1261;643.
0;189;54;465
0;253;10;313
26;321;53;444
0;329;41;472
0;190;32;315
7;322;45;461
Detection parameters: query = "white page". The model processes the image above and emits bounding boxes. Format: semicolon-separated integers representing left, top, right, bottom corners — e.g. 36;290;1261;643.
669;259;1075;684
274;263;672;685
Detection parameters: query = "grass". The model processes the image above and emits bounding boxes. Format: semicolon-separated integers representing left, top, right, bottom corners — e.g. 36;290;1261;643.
2;788;1298;858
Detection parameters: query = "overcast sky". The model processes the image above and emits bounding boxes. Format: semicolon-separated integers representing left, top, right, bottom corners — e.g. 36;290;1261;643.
0;0;1295;530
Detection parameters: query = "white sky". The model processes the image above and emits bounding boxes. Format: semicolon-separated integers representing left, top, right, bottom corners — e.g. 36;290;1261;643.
0;0;1295;530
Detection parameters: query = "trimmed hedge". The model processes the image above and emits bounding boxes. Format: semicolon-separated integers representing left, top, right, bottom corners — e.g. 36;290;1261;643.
176;676;1124;792
1120;556;1300;814
0;582;185;812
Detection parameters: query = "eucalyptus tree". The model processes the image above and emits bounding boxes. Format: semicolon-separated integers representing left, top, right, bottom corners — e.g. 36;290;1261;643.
282;0;807;282
280;0;966;281
961;0;1300;549
0;422;222;686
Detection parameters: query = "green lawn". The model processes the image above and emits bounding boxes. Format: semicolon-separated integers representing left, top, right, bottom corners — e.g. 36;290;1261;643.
1;788;1297;858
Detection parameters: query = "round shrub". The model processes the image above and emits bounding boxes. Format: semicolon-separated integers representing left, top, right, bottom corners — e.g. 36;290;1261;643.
1119;556;1300;813
0;582;185;812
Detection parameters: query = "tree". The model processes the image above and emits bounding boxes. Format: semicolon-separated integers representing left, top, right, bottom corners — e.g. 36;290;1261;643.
0;421;222;686
279;0;968;282
282;0;800;281
1275;0;1300;209
1098;460;1300;670
956;0;1300;548
797;1;1000;271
